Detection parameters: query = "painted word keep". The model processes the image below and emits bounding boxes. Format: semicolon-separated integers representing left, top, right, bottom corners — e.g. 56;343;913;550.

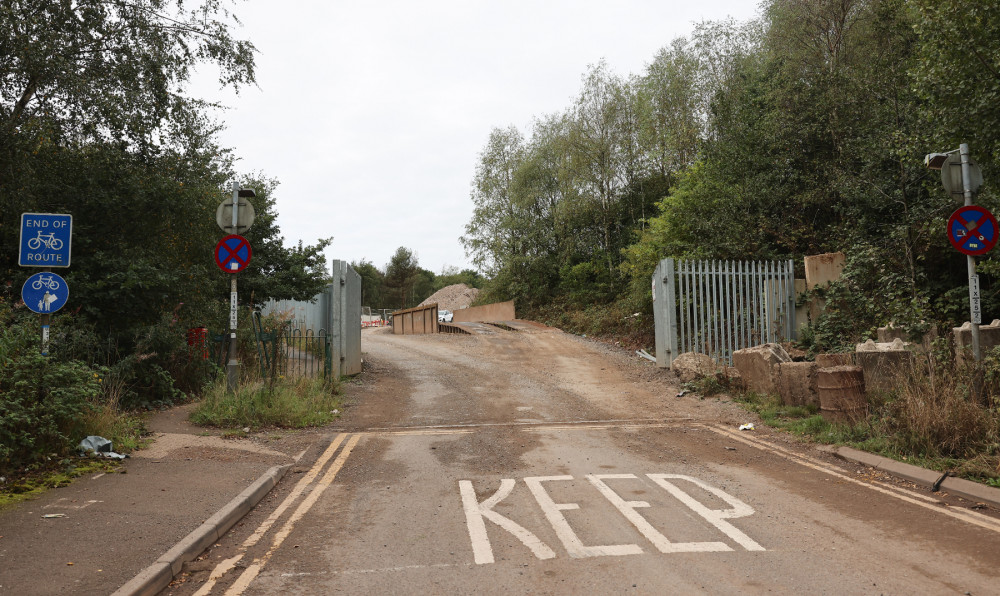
459;474;764;565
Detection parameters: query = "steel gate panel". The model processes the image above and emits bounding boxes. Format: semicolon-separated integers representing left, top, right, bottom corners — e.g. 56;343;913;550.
653;258;796;367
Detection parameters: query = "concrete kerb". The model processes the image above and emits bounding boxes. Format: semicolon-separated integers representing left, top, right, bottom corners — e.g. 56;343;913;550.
112;463;291;596
830;446;1000;509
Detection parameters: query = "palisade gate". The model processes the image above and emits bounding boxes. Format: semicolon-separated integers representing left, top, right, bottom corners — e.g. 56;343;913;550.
261;260;362;378
652;258;797;367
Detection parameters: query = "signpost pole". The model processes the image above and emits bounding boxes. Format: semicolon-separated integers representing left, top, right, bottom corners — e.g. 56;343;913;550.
960;144;982;363
226;181;240;392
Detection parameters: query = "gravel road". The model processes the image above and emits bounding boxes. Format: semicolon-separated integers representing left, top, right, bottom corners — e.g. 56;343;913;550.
162;323;1000;595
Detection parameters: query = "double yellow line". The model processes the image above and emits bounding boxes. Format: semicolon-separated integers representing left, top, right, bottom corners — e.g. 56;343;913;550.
194;433;361;596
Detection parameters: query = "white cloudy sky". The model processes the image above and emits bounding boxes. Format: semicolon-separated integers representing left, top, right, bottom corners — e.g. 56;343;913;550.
192;0;762;275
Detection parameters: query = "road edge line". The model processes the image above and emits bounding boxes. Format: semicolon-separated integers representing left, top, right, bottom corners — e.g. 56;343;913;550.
111;463;292;596
832;446;1000;509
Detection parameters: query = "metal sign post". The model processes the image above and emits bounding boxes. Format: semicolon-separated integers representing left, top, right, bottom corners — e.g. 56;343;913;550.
227;182;240;392
217;182;256;393
22;270;69;356
928;144;990;365
20;213;72;356
960;144;982;363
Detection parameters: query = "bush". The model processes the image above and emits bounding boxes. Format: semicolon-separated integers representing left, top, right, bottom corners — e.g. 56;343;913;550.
190;376;341;429
0;318;101;475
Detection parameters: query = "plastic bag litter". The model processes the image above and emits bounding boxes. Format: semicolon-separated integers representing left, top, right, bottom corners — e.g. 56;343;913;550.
739;423;755;431
77;436;128;459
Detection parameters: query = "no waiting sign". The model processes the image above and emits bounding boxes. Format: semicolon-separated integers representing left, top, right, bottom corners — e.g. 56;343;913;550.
947;206;998;256
215;235;252;273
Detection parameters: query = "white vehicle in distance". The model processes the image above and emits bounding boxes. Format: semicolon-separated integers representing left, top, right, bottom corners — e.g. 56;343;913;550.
438;309;453;323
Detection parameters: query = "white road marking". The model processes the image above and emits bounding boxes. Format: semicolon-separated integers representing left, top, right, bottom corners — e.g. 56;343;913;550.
42;498;101;510
462;473;766;563
459;479;556;564
647;474;765;551
705;424;1000;535
193;433;350;596
524;475;644;558
224;433;361;596
587;474;731;553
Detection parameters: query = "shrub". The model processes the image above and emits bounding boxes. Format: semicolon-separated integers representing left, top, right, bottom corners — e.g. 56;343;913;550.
0;319;101;475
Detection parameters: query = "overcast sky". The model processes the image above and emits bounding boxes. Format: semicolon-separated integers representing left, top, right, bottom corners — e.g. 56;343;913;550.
192;0;761;276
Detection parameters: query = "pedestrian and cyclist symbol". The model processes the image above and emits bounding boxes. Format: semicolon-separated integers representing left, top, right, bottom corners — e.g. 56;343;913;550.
948;206;998;256
22;272;69;314
215;234;252;273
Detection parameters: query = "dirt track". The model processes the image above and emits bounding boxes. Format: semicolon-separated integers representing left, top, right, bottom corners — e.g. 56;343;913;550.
163;323;1000;595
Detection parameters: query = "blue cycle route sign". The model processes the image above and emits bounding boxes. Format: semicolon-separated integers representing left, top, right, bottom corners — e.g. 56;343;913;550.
22;272;69;314
19;213;72;267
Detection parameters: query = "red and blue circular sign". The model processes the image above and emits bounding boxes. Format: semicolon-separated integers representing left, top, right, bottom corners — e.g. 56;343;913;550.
215;234;252;272
947;206;998;256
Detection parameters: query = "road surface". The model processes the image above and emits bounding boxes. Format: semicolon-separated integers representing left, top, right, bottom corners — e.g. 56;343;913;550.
163;323;1000;595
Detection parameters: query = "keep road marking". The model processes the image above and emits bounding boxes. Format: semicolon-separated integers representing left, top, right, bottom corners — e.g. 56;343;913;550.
461;473;764;565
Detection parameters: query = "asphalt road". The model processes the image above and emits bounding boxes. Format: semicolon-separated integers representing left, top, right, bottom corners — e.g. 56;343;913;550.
162;323;1000;595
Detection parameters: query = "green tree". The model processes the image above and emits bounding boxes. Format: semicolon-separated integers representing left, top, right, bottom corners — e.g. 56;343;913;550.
352;259;385;310
236;175;331;307
0;0;255;147
910;0;1000;170
384;247;420;309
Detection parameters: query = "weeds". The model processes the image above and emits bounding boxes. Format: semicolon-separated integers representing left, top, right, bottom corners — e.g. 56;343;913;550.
79;370;150;453
0;459;120;511
726;350;1000;485
190;376;342;430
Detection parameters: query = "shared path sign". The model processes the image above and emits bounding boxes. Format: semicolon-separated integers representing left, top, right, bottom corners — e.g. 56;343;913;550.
947;205;998;256
22;272;69;314
19;213;72;267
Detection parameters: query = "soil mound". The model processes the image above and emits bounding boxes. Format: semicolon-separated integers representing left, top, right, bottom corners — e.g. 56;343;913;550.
419;283;480;311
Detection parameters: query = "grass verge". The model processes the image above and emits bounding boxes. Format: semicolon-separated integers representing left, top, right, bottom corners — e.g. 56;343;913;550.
0;458;122;511
190;376;342;429
720;368;1000;487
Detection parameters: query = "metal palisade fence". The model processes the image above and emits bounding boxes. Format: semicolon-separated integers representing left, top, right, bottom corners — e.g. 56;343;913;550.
653;258;796;367
260;260;362;379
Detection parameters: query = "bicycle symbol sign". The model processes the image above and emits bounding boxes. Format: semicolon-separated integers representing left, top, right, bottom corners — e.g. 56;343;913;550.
19;213;72;267
948;206;998;256
22;272;69;314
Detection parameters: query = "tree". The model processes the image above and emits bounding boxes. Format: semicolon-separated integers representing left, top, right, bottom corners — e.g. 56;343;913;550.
910;0;1000;173
352;259;385;310
0;0;255;148
236;175;331;307
383;247;420;309
462;126;526;277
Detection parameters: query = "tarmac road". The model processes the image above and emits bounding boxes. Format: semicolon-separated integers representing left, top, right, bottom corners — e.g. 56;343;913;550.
161;324;1000;595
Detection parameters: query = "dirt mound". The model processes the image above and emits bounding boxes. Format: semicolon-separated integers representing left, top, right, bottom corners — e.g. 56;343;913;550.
419;283;480;312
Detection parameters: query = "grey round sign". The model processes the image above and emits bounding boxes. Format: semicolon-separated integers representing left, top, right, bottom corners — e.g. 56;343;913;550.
216;199;256;234
941;154;984;200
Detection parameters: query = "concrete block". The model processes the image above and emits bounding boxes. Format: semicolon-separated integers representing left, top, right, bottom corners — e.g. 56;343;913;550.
877;323;937;353
954;320;1000;366
815;353;854;367
804;252;845;290
671;352;717;383
776;361;818;407
854;339;915;393
732;343;791;395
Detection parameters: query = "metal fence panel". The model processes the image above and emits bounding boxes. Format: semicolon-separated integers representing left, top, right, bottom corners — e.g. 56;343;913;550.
653;257;796;367
261;259;362;379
